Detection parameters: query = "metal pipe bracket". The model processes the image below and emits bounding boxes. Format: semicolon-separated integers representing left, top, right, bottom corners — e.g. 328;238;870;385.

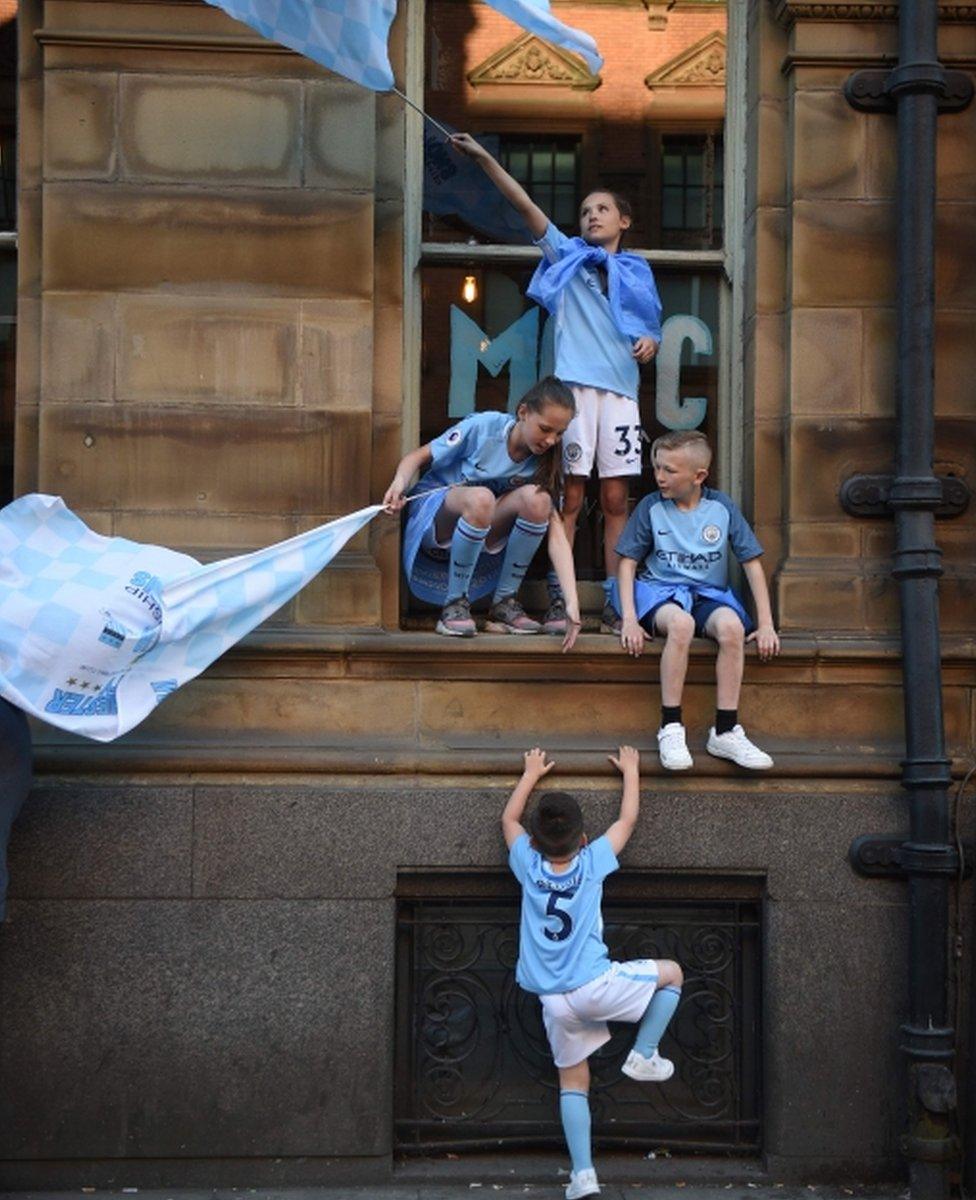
845;66;974;113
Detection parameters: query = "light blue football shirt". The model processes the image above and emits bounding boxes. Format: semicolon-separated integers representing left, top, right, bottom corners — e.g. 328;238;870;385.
534;223;660;401
418;411;540;497
616;487;763;588
508;832;618;996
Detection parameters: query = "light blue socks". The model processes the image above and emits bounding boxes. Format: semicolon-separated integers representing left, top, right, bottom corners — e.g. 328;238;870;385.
559;1089;593;1173
447;517;488;602
633;984;682;1059
492;517;548;602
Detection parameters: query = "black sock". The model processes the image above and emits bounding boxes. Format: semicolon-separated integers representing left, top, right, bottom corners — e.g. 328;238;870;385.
661;705;682;728
715;708;738;735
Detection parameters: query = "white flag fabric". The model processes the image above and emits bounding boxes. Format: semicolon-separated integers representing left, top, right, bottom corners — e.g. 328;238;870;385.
481;0;603;76
202;0;397;91
0;494;381;742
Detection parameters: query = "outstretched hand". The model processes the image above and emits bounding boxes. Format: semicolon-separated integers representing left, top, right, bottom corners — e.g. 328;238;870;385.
522;746;555;782
608;745;640;775
449;132;490;162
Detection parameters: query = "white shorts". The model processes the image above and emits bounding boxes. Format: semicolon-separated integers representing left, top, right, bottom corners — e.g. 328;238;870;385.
562;385;642;479
540;959;659;1068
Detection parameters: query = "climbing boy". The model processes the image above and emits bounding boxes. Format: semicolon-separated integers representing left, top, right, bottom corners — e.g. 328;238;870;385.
611;430;779;771
503;745;683;1199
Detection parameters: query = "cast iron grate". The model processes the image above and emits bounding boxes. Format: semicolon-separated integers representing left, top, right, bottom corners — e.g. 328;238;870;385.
395;873;762;1154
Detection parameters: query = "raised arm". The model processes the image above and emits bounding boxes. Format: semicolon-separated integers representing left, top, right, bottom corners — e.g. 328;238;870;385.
449;133;550;240
741;557;780;661
501;747;554;849
604;745;640;855
617;556;648;658
382;444;433;512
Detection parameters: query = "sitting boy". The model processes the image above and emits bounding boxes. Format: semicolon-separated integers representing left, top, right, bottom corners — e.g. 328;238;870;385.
503;746;683;1200
611;430;779;771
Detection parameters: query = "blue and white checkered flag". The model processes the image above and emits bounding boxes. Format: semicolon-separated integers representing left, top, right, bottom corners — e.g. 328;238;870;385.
482;0;603;75
0;494;381;742
202;0;397;91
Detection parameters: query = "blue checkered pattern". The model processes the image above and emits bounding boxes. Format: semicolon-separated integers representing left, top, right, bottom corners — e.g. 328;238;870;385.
0;494;380;742
483;0;603;75
203;0;397;91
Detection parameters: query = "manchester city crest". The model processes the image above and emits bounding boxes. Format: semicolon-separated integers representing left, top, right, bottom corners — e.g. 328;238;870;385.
702;524;722;545
565;442;583;464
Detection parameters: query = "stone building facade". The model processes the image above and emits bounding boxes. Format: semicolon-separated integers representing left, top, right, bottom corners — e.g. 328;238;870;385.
2;0;976;1188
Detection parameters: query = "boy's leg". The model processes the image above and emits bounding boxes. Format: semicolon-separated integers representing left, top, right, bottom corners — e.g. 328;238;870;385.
558;1059;599;1193
702;607;773;769
653;604;696;770
624;960;683;1082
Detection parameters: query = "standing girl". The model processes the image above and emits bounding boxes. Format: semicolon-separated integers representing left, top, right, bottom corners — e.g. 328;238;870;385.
383;376;581;649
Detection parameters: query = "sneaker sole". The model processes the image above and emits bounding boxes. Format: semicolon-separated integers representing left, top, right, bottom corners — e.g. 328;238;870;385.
706;744;773;770
621;1062;675;1083
484;621;540;635
435;622;476;638
566;1187;601;1200
660;758;694;771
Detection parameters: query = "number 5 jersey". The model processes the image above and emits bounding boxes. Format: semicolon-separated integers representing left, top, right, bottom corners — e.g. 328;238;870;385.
508;832;620;995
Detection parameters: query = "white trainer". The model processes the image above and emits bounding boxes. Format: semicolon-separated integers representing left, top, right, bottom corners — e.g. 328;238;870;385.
657;722;693;771
565;1167;601;1199
621;1049;675;1082
706;725;774;770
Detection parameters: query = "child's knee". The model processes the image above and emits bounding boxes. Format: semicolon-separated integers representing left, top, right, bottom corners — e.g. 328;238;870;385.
657;959;683;988
599;477;629;517
562;479;585;519
461;486;496;524
521;486;553;522
665;611;695;645
714;617;744;647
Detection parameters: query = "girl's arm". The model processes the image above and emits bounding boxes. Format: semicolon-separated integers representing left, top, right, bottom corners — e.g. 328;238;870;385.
383;445;433;512
604;745;640;855
741;557;780;661
502;747;554;848
449;134;549;240
547;513;582;653
617;556;648;657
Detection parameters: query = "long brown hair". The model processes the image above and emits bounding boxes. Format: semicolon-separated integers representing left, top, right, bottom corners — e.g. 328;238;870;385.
519;375;576;501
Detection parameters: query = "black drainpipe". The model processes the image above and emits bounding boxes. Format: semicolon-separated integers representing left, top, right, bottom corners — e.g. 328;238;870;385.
842;3;973;1198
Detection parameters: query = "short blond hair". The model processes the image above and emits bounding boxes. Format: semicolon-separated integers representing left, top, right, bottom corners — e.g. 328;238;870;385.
651;429;712;470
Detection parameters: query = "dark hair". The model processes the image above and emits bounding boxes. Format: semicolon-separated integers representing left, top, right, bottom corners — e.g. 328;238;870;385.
518;375;576;501
529;791;584;859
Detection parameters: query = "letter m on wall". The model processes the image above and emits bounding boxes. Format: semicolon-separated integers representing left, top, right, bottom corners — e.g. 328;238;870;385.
449;307;540;418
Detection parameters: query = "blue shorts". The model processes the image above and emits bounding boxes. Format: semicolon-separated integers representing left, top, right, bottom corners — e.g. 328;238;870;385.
640;597;745;640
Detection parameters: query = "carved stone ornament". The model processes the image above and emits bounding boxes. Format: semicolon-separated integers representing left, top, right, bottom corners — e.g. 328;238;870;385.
467;32;601;89
645;30;726;88
775;0;976;25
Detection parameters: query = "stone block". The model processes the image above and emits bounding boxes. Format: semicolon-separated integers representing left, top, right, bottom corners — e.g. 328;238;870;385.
791;89;865;200
751;420;783;525
864;111;896;201
791;200;896;307
938;96;976;202
371;411;404;502
19;76;44;193
304;79;376;191
746;312;787;420
936;310;976;416
0;899;392;1157
789;308;862;415
117;296;300;406
788;416;894;520
777;567;865;631
112;510;297;558
43;71;117;180
42;185;374;296
374;200;404;308
374;88;405;204
300;299;373;411
7;785;191;898
789;521;860;558
40;291;116;402
14;296;41;410
860;307;896;416
293;555;383;627
36;406;374;513
764;900;904;1163
754;206;787;314
937;202;976;308
119;76;302;186
746;99;787;214
372;303;405;417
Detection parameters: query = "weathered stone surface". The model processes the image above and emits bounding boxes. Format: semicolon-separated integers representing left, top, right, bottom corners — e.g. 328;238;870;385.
777;567;865;631
304;79;376;191
43;71;117;180
789;521;860;558
37;406;373;513
936;310;976;416
792;89;865;200
7;786;191;898
111;510;297;558
747;98;787;214
787;416;894;520
0;899;392;1158
789;308;862;414
40;291;116;402
300;299;373;410
119;76;302;186
117;296;300;406
791;200;896;307
42;185;374;295
859;307;896;416
294;556;383;627
936;202;976;307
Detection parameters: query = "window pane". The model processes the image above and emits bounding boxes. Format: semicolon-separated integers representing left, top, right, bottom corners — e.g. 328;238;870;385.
685;150;706;185
662;153;684;185
662;188;684;229
686;187;706;228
